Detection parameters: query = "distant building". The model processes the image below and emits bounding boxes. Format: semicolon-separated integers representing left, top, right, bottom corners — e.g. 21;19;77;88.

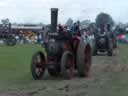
11;24;44;33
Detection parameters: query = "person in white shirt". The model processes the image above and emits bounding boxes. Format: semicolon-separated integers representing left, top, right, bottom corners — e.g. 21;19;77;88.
15;35;19;43
35;35;38;43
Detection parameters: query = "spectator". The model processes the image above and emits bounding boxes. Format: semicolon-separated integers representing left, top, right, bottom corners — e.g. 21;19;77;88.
15;34;19;43
35;35;38;43
70;23;76;33
39;33;42;43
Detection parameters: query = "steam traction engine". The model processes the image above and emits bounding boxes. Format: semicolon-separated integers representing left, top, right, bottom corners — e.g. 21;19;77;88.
31;8;92;79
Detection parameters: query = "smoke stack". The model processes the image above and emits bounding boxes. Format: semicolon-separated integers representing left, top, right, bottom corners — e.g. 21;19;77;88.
51;8;58;32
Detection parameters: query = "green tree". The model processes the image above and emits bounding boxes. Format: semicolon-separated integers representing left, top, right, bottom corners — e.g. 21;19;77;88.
95;13;114;28
1;18;10;25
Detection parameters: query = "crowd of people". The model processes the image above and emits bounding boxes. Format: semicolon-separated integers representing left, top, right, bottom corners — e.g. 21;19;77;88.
14;32;44;44
10;21;95;45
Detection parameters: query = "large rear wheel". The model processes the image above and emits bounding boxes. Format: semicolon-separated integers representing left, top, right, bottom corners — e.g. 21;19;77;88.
61;51;74;79
77;41;92;77
107;41;113;56
31;51;46;80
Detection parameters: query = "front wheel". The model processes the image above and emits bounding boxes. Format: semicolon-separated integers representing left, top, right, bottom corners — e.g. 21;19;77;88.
31;51;46;80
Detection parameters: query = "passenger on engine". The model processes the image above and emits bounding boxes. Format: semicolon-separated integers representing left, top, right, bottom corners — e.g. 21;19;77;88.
58;24;64;33
75;21;81;36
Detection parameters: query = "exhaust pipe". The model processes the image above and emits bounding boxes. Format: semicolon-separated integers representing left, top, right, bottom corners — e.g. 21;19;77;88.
51;8;58;33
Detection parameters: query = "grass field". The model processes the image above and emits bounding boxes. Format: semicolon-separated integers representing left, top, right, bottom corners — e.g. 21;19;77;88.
0;43;128;96
0;44;44;85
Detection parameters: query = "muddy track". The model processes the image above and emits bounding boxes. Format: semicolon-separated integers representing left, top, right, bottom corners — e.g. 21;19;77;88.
1;49;128;96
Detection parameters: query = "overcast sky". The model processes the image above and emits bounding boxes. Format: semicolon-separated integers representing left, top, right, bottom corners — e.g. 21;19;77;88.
0;0;128;24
